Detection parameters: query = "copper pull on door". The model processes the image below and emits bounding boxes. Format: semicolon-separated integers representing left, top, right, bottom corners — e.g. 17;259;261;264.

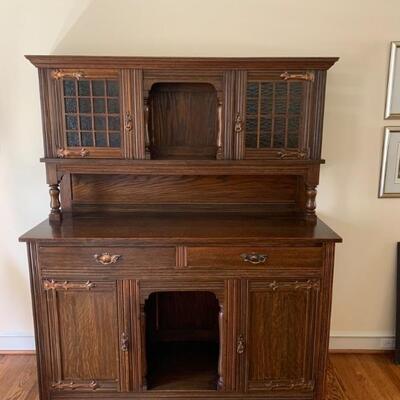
237;335;245;354
94;252;121;265
121;332;129;352
240;253;267;264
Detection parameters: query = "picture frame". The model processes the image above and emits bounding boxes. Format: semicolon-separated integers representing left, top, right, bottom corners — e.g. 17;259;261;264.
379;127;400;197
385;42;400;119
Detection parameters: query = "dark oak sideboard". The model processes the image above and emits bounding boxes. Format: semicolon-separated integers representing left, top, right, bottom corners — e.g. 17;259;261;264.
20;56;341;400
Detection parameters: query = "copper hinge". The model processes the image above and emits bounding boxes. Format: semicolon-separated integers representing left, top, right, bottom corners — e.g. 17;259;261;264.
52;69;85;80
43;280;95;291
277;149;308;160
57;148;89;158
52;380;99;390
280;71;314;82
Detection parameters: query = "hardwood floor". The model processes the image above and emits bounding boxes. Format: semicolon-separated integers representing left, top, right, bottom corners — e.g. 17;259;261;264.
0;353;400;399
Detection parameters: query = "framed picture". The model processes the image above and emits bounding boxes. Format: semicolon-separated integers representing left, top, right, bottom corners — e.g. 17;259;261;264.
385;42;400;119
379;127;400;197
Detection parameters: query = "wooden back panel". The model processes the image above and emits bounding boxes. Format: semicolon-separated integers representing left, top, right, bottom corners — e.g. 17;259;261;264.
67;174;303;213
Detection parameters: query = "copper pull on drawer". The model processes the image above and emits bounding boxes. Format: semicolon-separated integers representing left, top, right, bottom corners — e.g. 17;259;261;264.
240;252;267;264
237;335;245;354
121;332;129;352
94;252;121;265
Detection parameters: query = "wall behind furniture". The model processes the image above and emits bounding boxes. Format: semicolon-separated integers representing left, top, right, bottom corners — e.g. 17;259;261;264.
1;0;400;350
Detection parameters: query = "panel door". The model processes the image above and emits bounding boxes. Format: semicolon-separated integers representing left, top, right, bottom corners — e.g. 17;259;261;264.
50;68;125;158
241;278;320;395
235;70;317;160
43;279;123;392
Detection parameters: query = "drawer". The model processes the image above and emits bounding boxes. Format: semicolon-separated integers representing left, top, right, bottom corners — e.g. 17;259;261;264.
38;246;177;270
186;246;322;269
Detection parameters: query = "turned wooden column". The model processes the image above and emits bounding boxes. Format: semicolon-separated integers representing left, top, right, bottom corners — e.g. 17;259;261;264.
217;302;225;391
305;184;317;218
140;303;147;391
49;183;61;222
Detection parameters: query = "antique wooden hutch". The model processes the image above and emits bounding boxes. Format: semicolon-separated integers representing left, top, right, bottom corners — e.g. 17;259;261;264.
20;55;341;400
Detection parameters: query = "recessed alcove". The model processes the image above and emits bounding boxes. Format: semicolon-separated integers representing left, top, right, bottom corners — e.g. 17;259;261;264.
145;291;220;390
148;83;219;160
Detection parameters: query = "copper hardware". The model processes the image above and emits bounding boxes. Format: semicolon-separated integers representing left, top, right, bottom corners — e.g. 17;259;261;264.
237;335;245;354
121;332;129;352
280;71;314;82
234;113;243;136
43;280;95;291
57;148;89;158
52;380;99;390
241;253;267;264
277;149;308;159
52;69;85;80
94;252;121;265
264;378;314;391
124;111;134;135
216;101;223;159
267;280;320;292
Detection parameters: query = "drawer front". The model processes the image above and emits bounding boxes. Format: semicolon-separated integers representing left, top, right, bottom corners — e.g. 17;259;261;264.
186;246;322;270
39;246;176;270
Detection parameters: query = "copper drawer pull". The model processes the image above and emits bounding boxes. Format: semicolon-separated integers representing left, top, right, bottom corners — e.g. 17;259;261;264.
94;252;121;265
240;252;267;264
57;147;89;158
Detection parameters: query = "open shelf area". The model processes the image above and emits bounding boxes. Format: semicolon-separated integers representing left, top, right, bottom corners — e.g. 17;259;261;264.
148;83;219;160
145;291;220;391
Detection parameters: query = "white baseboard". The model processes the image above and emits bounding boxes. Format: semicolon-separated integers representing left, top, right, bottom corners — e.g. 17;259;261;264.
0;335;35;351
0;334;396;352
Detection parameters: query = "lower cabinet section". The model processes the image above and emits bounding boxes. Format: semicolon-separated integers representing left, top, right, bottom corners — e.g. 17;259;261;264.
40;276;324;399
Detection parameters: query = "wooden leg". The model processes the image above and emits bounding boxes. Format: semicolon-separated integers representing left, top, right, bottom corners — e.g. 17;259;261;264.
49;183;61;222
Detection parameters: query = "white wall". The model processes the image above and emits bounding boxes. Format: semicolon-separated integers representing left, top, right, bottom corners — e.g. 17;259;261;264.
1;0;400;350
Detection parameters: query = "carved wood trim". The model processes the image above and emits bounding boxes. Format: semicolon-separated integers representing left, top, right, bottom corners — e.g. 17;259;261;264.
52;380;99;390
216;100;223;160
124;111;134;136
93;252;121;265
43;280;95;291
305;184;317;217
264;280;320;291
49;183;61;222
280;71;315;82
217;302;225;391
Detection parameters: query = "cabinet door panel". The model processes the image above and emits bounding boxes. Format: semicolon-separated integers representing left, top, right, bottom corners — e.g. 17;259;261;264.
50;68;124;158
243;279;319;394
45;280;120;392
235;70;315;160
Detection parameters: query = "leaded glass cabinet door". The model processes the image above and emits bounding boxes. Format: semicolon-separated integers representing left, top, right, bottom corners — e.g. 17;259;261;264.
50;69;124;158
234;70;315;160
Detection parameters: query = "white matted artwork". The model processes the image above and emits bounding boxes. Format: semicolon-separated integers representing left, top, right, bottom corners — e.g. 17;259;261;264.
379;127;400;197
385;42;400;119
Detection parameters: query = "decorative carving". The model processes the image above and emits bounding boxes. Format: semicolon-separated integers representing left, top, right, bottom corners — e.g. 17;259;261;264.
52;69;85;80
52;380;99;390
280;71;315;82
43;280;96;291
120;332;129;352
240;252;267;264
124;111;134;135
93;252;121;265
263;378;314;391
140;304;148;390
217;303;224;390
277;149;308;159
57;147;89;158
267;280;320;291
49;184;61;220
144;103;151;159
234;113;243;137
305;184;317;216
237;334;245;354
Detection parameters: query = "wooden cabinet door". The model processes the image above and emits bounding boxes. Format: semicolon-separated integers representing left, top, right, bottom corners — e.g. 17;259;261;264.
49;68;125;158
43;279;123;392
241;278;320;395
234;70;320;160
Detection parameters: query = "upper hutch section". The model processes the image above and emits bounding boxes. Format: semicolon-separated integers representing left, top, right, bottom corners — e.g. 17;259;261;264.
27;56;337;162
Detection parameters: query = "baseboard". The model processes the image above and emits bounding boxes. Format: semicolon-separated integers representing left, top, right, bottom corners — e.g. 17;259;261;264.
0;335;35;352
0;334;396;352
